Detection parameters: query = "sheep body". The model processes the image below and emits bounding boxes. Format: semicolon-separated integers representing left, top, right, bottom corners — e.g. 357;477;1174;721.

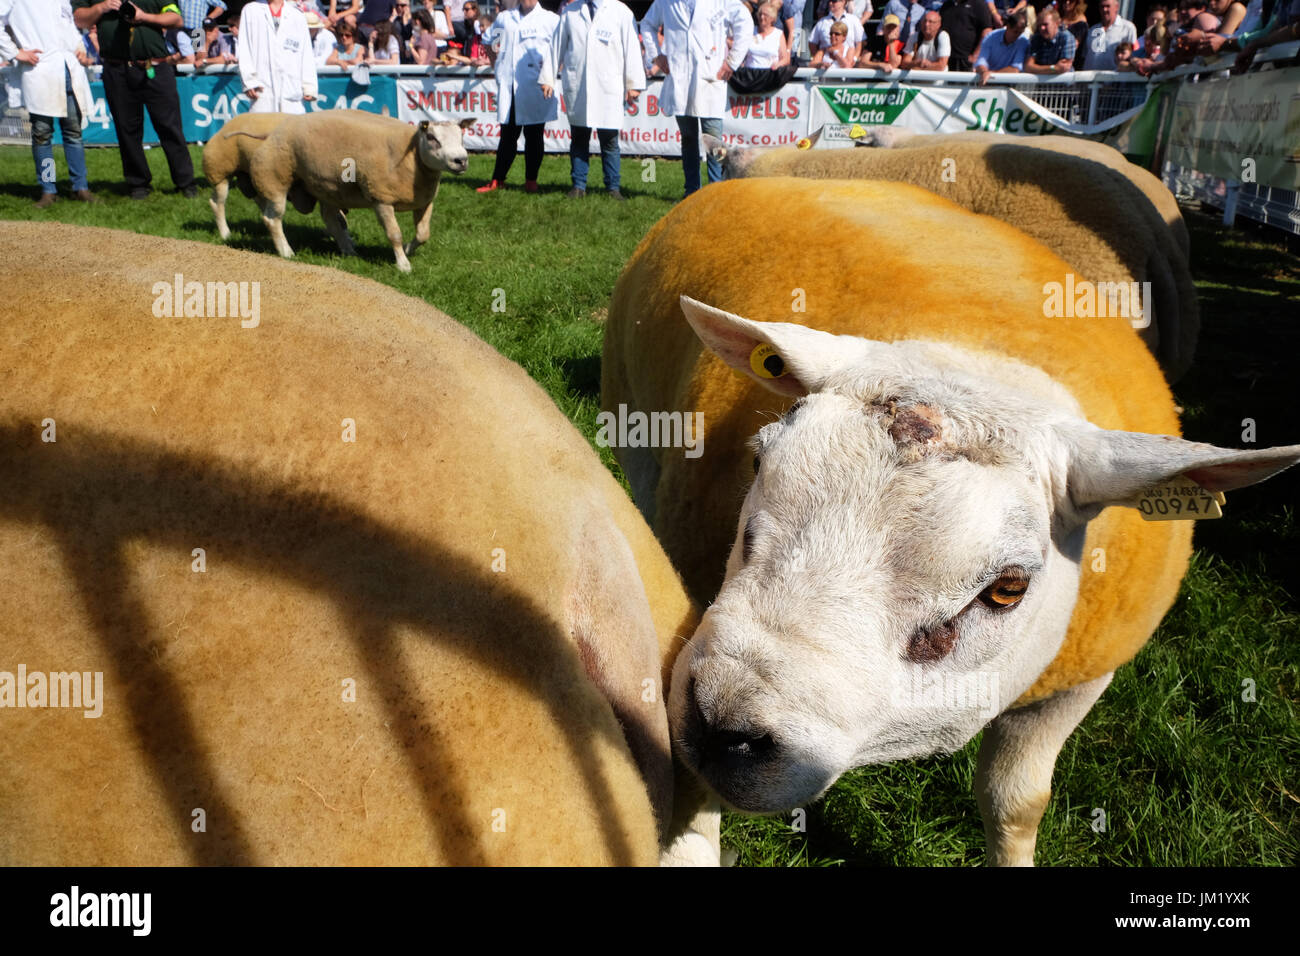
201;111;298;240
728;132;1198;380
603;177;1189;706
0;222;698;866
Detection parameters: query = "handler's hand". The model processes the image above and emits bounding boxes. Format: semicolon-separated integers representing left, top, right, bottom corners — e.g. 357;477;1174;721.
100;0;122;11
541;84;553;98
16;48;42;66
247;86;261;99
653;54;668;74
626;88;640;103
717;63;733;80
304;93;316;101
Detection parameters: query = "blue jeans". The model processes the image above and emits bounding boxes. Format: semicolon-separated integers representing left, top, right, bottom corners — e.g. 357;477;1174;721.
676;115;723;196
570;126;621;191
31;67;88;194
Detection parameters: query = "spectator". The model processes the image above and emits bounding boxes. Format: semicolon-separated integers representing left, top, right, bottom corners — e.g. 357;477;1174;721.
307;10;335;65
985;0;1026;31
447;1;489;63
478;0;558;194
885;0;928;44
443;0;467;46
203;16;237;63
240;0;317;111
72;0;197;200
1081;0;1136;69
1024;5;1075;71
812;16;856;62
973;7;1028;81
392;2;416;62
180;0;226;35
939;0;991;71
848;0;874;28
745;1;793;67
325;0;358;28
640;0;752;198
163;24;197;63
900;8;950;66
1059;0;1089;68
410;7;442;62
84;23;103;63
810;0;865;60
1113;37;1135;66
1198;0;1248;51
356;0;394;42
781;0;807;59
554;0;644;200
369;17;401;60
1232;0;1300;72
859;10;904;66
0;0;99;207
326;18;366;63
1132;18;1169;68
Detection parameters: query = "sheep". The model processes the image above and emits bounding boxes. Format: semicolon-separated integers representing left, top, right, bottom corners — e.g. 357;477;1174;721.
709;131;1199;381
201;111;298;242
601;177;1299;865
248;110;474;273
0;221;707;866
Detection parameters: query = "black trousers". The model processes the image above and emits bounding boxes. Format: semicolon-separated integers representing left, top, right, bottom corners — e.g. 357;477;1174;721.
101;60;195;191
492;102;544;183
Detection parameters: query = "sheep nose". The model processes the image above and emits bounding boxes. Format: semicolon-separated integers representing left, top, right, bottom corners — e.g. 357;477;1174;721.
686;679;778;768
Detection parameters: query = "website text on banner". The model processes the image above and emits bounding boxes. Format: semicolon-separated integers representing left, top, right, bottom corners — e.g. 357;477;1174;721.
1165;66;1300;193
397;76;807;155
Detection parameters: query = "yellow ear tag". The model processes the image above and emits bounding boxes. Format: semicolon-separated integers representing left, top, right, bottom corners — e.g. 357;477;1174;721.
848;124;867;140
750;343;787;379
1133;478;1226;521
796;137;813;150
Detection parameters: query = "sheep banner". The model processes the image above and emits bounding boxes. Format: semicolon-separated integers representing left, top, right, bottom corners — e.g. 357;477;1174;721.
1163;67;1300;193
398;76;808;155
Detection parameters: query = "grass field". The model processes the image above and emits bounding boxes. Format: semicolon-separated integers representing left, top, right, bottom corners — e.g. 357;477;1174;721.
2;143;1296;866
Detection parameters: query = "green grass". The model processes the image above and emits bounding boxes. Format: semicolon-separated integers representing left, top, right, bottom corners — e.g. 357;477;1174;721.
2;146;1296;866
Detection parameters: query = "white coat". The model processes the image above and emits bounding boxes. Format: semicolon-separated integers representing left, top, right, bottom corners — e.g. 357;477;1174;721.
640;0;752;119
0;0;92;120
554;0;644;131
238;1;317;114
490;3;559;126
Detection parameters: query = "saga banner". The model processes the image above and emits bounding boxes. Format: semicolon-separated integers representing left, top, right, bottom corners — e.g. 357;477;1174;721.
396;75;809;155
65;73;397;146
1165;66;1300;192
809;82;1148;143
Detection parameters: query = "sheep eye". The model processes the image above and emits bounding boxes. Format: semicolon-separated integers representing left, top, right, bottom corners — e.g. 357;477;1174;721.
978;573;1029;610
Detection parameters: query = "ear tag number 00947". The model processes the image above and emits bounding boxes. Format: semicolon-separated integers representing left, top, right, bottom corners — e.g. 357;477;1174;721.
1134;479;1225;521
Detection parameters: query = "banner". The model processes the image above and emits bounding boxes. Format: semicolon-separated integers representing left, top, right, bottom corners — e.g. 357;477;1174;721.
396;76;808;155
1164;66;1300;192
809;82;1148;143
60;73;397;146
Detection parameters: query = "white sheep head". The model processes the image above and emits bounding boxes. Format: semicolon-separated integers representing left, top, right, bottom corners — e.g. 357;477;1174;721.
668;296;1300;813
416;117;474;175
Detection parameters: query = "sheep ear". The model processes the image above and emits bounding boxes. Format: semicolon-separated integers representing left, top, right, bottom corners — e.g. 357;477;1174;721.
702;133;727;162
679;296;871;398
419;120;430;131
1056;421;1300;516
804;125;824;148
458;117;475;130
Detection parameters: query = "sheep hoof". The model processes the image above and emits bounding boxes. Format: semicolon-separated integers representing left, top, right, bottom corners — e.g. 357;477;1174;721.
395;258;412;274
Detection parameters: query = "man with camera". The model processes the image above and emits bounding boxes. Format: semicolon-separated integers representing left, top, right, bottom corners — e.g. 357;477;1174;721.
73;0;198;199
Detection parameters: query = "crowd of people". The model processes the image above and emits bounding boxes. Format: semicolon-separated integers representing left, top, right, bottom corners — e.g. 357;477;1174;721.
3;0;1297;205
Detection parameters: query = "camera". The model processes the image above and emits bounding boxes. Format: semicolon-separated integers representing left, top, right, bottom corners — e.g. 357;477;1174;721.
120;0;138;21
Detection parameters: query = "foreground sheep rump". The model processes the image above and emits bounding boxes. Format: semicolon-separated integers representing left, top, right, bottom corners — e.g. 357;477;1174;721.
0;223;698;866
603;177;1190;706
726;133;1198;382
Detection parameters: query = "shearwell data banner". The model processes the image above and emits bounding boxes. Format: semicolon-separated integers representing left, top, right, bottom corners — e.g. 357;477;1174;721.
1165;66;1300;192
396;76;808;154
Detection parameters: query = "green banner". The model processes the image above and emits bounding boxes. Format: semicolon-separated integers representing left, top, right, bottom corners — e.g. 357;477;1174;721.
817;86;919;125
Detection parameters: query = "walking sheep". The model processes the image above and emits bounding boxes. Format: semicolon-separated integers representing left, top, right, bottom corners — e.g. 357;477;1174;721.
248;110;474;272
711;131;1199;381
0;222;702;866
602;178;1299;865
201;111;298;241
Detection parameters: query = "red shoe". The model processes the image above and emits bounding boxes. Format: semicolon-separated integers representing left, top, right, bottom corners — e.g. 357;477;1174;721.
476;179;502;193
524;180;539;194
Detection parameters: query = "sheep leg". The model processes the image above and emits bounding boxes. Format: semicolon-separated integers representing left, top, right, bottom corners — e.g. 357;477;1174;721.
319;202;356;257
403;202;433;261
210;179;231;241
975;672;1113;866
260;195;295;259
373;203;411;273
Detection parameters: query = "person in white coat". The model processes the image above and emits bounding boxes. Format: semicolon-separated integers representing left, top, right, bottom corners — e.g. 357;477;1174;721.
641;0;753;196
478;0;559;194
238;0;317;113
0;0;98;206
554;0;644;200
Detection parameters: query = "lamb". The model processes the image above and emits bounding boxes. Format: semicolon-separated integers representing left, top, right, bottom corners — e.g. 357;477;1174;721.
201;111;296;242
0;222;705;866
710;131;1199;381
601;177;1299;865
248;110;473;272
